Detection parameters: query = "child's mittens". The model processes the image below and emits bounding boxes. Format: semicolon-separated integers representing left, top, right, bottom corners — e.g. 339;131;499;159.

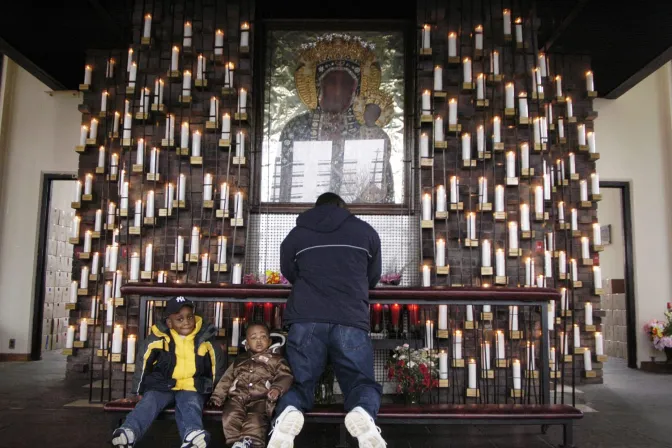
267;388;280;403
208;396;224;407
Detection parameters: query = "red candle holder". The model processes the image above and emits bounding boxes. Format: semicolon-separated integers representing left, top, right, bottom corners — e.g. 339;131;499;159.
244;302;254;323
408;304;420;326
372;303;382;332
263;303;273;327
391;304;401;331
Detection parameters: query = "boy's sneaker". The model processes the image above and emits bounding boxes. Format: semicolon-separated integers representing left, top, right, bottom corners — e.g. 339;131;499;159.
232;437;255;448
111;428;135;447
344;407;387;448
181;429;210;448
267;406;304;448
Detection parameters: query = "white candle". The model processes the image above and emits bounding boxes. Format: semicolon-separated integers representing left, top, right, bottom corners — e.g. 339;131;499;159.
171;46;179;71
591;173;600;195
448;32;457;57
178;173;186;201
578;124;586;146
439;351;448;379
236;131;245;157
134;200;142;227
520;204;530;231
479;176;488;204
434;117;444;142
450;176;459;204
422;24;431;49
436;239;446;267
461;133;471;160
80;266;89;289
525;258;533;286
107;201;116;226
106;58;115;78
581;237;590;259
474;25;483;50
192;130;201;157
527;342;537;371
558;118;565;139
506;151;515;178
203;173;213;201
421;90;431;114
559;251;567;275
146;190;155;218
122;113;132;140
81;65;93;87
175;236;185;263
129;62;137;87
201;254;210;282
165;183;174;214
558;201;565;223
141;13;152;38
495;185;504;212
71;215;81;238
436;185;446;212
144;244;153;272
467;212;476;240
515;17;523;43
463;58;472;83
112;325;123;354
433;66;443;91
545;250;552;277
587;131;597;154
83;174;93;196
509;222;518;249
571;259;578;282
548;300;556;328
493;116;502;143
234;191;244;219
580;180;589;202
491;51;500;75
209;97;219;121
418;132;429;159
422;193;432;221
585;302;593;326
79;318;88;342
149;147;158;174
92;252;100;275
225;63;235;89
70;281;78;303
120;182;129;210
130;252;140;281
220;183;230;212
513;359;521;390
183;21;192;47
466;305;474;322
496;249;505;276
496;331;506;360
518;93;528;118
221;113;231;140
218;236;227;264
583;349;592;371
468;359;477;388
586;70;595;92
231;317;240;349
422;265;431;287
476;73;485;99
66;326;75;349
547;232;555;252
182;70;192;97
126;335;137;364
83;230;92;253
593;223;602;246
503;9;512;35
533;118;541;145
574;324;581;348
180;122;189;148
505;83;515;109
140;88;150;113
477;125;485;154
482;342;491;370
566;97;574;118
438;305;448;330
238;88;247;113
593;266;603;289
190;226;200;256
595;332;604;355
482;239;491;267
535;186;543;215
240;22;250;47
79;125;88;146
554;75;563;98
197;54;206;81
232;263;243;284
94;209;102;232
454;330;462;359
166;115;175;142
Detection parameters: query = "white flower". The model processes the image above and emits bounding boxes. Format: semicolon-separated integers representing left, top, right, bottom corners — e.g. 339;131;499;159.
408;361;416;368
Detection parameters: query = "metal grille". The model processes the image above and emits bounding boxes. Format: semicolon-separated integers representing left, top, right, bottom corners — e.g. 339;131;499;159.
246;214;420;286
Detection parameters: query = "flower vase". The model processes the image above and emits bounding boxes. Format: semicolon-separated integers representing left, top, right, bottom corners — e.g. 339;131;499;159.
666;347;672;363
404;390;421;405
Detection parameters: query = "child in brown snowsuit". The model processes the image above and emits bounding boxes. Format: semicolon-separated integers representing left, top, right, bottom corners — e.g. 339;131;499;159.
210;323;293;447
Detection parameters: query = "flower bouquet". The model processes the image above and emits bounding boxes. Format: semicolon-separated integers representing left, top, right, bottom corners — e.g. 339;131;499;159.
243;270;290;286
644;305;672;362
387;344;439;403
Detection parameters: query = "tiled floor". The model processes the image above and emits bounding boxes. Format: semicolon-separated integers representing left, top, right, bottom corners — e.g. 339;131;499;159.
0;352;671;447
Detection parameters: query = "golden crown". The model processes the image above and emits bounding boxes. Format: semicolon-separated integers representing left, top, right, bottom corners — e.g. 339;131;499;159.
298;34;377;67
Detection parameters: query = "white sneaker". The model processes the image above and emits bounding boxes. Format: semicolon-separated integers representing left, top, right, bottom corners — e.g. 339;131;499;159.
344;407;387;448
181;429;209;448
267;406;304;448
112;428;135;447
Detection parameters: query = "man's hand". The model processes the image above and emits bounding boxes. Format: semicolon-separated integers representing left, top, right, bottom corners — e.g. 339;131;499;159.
209;396;223;407
267;389;281;403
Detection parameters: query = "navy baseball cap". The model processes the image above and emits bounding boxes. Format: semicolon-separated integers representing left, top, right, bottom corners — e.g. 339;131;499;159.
164;296;195;316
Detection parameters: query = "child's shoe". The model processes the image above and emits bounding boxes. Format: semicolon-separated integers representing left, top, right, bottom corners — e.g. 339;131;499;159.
181;429;210;448
267;406;304;448
344;406;387;448
232;437;255;448
111;427;135;447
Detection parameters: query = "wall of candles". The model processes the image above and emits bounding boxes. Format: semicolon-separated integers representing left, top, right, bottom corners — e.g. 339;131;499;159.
64;0;255;396
65;0;606;401
416;0;605;391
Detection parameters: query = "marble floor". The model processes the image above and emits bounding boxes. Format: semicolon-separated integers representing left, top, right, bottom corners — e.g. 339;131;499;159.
0;352;670;447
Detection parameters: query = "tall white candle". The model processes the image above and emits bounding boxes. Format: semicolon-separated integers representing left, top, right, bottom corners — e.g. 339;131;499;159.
166;115;175;141
190;226;200;256
450;176;459;203
433;66;443;91
578;124;586;146
545;250;552;277
548;300;556;329
593;266;603;289
83;65;92;85
92;252;100;275
535;186;543;214
192;130;201;157
558;118;565;139
527;342;537;371
129;63;137;88
149;147;158;174
454;330;462;359
477;125;485;155
236;131;245;157
497;330;505;359
479;176;488;204
574;324;581;348
238;88;247;113
505;83;515;109
165;183;174;214
422;193;432;221
518;93;529;118
585;302;593;326
182;70;192;97
482;239;491;267
126;335;136;364
474;25;483;50
144;244;153;272
95;209;102;232
506;151;515;178
234;191;244;219
209;97;219;122
467;212;476;240
595;332;604;355
559;251;567;275
586;71;595;92
71;215;81;238
509;222;519;249
571;259;578;282
461;133;471;160
468;358;477;388
217;236;227;264
80;266;89;289
593;223;602;246
201;254;210;282
232;263;243;284
463;58;472;83
558;201;565;223
448;32;457;57
107;202;116;226
419;133;429;158
79;125;88;146
79;319;88;342
584;349;592;371
231;317;240;349
83;230;92;253
503;9;512;35
580;180;589;201
84;174;93;196
178;173;186;201
520;204;530;231
482;342;491;370
66;326;75;349
184;21;192;46
214;29;224;54
493;116;501;143
422;265;431;287
515;17;523;43
240;22;250;47
220;183;230;212
491;51;500;75
533;118;541;145
496;249;505;276
566;97;574;118
525;258;533;286
421;90;431;114
438;305;448;330
142;13;152;38
123;113;132;140
421;24;431;49
175;236;184;263
225;63;235;88
581;237;590;259
439;351;448;379
513;359;521;390
495;185;504;212
112;325;123;354
587;131;597;154
476;73;485;99
130;252;140;281
120;182;129;210
204;174;213;201
171;46;179;71
70;281;78;303
591;173;600;195
436;239;446;267
436;185;446;212
134;200;142;227
434;116;444;142
197;54;206;80
146;190;155;218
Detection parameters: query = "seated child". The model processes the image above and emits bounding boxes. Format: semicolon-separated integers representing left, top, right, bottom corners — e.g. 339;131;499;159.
209;323;293;448
112;296;224;448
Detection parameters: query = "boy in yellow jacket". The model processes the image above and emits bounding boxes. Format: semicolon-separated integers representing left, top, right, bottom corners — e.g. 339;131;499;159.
112;297;225;448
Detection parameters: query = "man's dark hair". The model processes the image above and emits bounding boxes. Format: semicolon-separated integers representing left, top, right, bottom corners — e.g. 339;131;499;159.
315;192;346;208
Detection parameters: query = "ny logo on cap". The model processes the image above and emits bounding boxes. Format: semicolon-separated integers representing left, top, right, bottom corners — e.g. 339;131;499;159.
176;297;186;302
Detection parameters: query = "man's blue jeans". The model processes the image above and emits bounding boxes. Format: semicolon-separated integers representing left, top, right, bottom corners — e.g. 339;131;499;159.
276;323;382;419
121;390;207;442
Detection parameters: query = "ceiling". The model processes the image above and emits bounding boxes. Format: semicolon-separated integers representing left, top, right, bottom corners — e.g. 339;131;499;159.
1;0;671;98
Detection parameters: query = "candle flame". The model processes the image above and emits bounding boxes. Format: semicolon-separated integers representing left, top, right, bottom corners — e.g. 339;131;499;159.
515;17;522;24
216;29;224;35
586;70;593;76
241;22;250;30
503;8;510;13
463;57;471;63
475;25;483;32
173;46;180;52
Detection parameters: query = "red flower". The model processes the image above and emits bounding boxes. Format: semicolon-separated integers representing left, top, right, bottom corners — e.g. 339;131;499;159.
419;363;428;374
397;360;405;367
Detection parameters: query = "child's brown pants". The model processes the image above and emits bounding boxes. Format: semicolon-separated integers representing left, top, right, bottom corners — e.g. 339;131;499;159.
222;397;269;446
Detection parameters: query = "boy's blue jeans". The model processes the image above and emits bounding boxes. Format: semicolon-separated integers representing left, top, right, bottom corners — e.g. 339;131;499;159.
276;323;382;419
121;390;208;442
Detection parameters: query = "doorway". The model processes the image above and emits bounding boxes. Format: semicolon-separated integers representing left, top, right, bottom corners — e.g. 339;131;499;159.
31;174;77;361
598;181;637;368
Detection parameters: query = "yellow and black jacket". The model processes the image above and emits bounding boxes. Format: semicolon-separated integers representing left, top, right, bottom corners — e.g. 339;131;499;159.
132;316;225;395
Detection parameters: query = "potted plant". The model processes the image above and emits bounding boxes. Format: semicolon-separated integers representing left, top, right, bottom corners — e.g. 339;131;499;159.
387;344;439;404
644;304;672;363
380;262;406;286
